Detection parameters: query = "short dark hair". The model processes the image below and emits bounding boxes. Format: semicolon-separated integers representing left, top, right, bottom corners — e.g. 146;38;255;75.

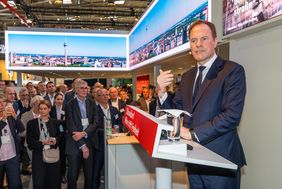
188;20;217;39
38;81;45;85
54;93;63;100
46;81;54;87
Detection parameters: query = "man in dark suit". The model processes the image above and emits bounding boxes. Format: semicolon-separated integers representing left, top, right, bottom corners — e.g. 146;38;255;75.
14;87;32;175
65;79;98;189
93;88;122;189
14;87;31;118
157;20;246;189
44;81;56;107
37;81;47;97
108;87;126;114
64;78;81;106
119;89;132;105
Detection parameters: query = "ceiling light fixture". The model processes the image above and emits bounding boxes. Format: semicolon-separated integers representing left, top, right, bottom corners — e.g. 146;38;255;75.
63;0;72;4
114;0;125;5
54;0;62;5
7;0;15;7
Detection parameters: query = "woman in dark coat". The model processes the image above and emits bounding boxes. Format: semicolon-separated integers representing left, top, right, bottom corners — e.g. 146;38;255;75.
50;93;67;183
26;100;61;189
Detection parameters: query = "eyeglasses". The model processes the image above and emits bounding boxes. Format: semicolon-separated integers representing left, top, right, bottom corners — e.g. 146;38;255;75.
79;87;88;90
97;94;109;97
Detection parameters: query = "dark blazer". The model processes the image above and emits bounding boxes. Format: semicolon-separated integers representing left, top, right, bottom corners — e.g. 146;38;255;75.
109;99;126;114
26;118;60;154
162;56;246;168
64;91;92;109
123;98;133;105
26;118;61;189
64;90;75;107
44;94;54;106
13;100;31;118
92;104;121;189
50;106;66;130
0;116;25;155
65;97;98;155
94;105;122;150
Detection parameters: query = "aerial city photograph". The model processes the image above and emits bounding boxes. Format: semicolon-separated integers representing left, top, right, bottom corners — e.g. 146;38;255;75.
7;33;127;69
129;0;208;67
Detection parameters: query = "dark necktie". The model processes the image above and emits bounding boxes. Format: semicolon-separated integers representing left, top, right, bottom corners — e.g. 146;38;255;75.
193;66;206;101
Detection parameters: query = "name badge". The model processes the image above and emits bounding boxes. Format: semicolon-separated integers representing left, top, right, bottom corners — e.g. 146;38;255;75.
115;114;119;119
81;118;89;126
1;135;11;144
59;124;64;132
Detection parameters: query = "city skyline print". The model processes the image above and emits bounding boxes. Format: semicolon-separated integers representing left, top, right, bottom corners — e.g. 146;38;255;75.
6;31;127;70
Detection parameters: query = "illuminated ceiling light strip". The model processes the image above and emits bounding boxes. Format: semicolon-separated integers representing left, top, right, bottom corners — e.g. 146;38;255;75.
63;0;72;4
114;0;125;5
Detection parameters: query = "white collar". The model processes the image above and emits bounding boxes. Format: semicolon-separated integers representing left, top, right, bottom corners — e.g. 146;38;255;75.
98;103;109;110
197;53;217;69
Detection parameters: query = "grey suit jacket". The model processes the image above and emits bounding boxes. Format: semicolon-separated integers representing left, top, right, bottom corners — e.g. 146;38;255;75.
19;110;35;137
65;97;98;155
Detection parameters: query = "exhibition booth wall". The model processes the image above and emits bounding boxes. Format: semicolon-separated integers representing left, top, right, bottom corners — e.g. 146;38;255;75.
230;23;282;189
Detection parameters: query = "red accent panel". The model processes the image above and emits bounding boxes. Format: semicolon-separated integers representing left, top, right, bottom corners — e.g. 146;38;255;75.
136;75;149;94
123;105;158;156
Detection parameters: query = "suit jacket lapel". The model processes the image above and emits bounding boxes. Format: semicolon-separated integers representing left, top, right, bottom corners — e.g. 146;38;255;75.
186;68;197;111
192;57;224;110
110;107;116;124
74;99;82;120
53;107;57;119
7;117;15;137
46;119;52;134
85;99;91;119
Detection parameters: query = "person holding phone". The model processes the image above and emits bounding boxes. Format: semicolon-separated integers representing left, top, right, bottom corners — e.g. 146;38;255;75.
0;93;25;189
26;100;61;189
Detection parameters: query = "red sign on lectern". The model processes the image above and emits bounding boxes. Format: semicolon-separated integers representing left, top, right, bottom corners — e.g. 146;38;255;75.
122;105;158;156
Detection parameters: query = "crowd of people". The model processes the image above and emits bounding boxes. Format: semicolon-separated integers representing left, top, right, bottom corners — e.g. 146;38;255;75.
0;78;172;189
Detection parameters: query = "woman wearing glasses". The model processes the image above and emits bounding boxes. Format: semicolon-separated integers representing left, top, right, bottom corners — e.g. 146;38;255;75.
26;100;61;189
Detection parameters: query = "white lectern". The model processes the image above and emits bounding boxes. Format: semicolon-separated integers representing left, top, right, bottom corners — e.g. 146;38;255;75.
122;105;237;189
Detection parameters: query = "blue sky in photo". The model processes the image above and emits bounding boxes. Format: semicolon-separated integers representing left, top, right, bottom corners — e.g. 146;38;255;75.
8;34;127;57
129;0;207;52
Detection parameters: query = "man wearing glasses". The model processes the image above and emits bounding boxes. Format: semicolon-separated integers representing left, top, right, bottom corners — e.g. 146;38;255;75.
92;88;122;189
65;79;98;189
